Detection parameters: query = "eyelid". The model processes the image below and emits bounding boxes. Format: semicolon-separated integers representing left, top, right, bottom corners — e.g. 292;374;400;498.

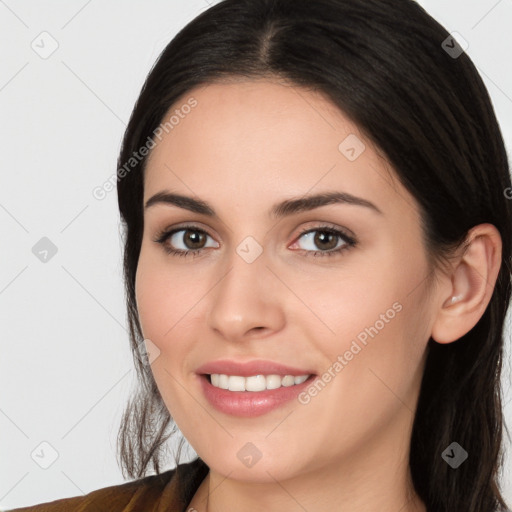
291;220;356;241
290;224;357;252
153;220;216;238
153;223;218;245
153;220;355;243
152;220;358;258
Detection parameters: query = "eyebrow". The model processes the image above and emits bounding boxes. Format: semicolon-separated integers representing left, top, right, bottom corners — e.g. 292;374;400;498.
144;190;383;218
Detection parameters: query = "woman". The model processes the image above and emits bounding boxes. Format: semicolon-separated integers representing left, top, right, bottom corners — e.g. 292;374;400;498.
10;0;511;510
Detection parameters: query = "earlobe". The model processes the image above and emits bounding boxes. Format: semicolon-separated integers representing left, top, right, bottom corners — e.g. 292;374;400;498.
431;223;502;345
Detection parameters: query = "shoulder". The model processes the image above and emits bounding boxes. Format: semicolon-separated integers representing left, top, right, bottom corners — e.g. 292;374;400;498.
5;458;208;512
5;471;174;512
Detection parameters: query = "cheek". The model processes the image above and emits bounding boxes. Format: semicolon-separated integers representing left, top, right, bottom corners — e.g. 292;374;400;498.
135;262;169;342
135;246;200;341
307;242;429;381
134;247;212;406
134;252;199;416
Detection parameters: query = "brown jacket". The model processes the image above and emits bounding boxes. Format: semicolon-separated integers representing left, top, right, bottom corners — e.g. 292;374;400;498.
6;458;209;512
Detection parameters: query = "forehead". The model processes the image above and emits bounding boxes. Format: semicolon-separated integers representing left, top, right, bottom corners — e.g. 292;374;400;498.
143;79;414;223
148;79;361;159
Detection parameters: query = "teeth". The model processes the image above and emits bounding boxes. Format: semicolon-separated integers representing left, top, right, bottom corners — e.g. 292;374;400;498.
209;373;310;391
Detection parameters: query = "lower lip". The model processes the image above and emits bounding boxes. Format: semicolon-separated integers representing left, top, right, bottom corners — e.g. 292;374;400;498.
198;374;316;417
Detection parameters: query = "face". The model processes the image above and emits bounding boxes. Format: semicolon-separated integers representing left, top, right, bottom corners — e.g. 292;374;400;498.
135;79;434;483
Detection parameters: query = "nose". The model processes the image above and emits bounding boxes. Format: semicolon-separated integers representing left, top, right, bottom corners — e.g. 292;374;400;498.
206;243;286;343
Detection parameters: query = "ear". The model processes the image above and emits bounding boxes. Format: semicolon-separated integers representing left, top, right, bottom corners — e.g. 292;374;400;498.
431;223;502;344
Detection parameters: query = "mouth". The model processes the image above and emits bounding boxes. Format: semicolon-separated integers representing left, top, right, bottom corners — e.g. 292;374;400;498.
203;373;313;391
197;372;318;417
194;359;318;416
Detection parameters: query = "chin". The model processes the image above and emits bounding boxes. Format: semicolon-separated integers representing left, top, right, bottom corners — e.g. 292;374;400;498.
199;446;310;483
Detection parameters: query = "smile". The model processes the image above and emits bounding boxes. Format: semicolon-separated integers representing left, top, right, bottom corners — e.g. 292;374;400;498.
208;373;310;391
198;373;317;417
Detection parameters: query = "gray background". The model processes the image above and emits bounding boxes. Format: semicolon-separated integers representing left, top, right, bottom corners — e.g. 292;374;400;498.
1;0;511;509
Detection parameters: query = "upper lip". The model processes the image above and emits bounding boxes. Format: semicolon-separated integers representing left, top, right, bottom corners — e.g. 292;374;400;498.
196;359;316;377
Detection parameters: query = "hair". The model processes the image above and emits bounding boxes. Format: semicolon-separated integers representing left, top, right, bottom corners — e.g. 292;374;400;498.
115;0;512;510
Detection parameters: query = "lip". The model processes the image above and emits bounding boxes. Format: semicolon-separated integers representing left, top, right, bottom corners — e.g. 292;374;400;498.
195;359;318;417
197;373;317;417
195;359;316;377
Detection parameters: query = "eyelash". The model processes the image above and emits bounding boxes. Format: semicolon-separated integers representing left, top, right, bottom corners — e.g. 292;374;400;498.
153;223;357;259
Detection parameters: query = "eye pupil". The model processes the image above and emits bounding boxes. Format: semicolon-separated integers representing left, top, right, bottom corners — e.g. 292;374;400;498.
185;230;205;249
315;231;338;250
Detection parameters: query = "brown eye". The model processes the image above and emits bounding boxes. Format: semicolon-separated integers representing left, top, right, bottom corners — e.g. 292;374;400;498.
181;230;207;249
312;231;339;251
154;225;219;257
291;226;357;258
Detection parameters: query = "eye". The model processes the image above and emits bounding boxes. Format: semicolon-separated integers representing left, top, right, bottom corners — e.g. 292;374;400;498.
290;225;357;258
153;225;218;258
153;223;357;259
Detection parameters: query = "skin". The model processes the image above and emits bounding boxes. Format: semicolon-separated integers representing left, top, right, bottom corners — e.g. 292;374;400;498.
134;78;502;512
